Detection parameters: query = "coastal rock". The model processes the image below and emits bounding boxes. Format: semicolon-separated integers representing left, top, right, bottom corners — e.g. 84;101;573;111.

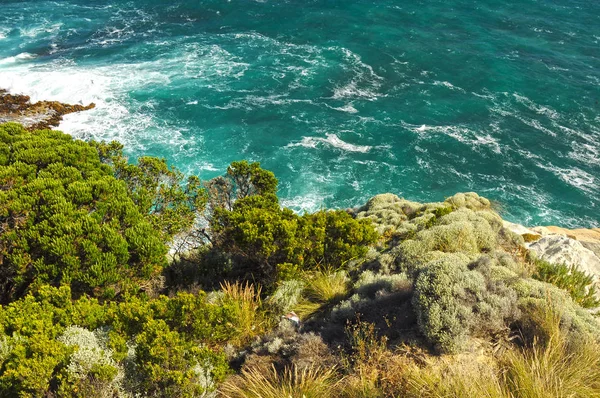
538;226;600;258
502;221;542;242
0;89;95;130
528;235;600;284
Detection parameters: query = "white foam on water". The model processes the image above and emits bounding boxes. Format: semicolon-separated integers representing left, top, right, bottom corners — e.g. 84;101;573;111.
280;195;321;213
19;22;63;38
0;53;37;65
536;162;598;195
569;142;600;165
330;47;384;101
286;133;373;153
432;80;466;92
513;93;559;120
326;103;359;114
0;40;249;160
404;122;503;154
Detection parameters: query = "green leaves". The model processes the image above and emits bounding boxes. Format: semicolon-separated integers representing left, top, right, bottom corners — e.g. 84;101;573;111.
208;166;378;285
0;123;204;302
533;258;600;308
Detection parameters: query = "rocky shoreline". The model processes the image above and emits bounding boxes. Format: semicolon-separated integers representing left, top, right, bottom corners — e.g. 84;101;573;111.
0;89;95;130
504;221;600;298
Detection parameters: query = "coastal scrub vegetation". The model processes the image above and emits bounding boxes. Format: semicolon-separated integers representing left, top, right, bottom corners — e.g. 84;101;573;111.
0;123;598;397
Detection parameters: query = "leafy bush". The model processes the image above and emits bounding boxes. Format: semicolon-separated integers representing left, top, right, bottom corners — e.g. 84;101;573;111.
0;285;233;397
532;258;599;308
210;176;377;285
0;123;203;301
134;319;228;397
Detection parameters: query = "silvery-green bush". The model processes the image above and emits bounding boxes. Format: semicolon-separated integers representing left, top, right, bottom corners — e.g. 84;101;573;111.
413;253;519;353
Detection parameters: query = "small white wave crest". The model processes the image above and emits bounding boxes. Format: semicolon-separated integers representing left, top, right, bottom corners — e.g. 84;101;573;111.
286;133;373;153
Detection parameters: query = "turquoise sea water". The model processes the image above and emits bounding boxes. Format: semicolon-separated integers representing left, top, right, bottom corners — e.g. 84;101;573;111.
0;0;599;227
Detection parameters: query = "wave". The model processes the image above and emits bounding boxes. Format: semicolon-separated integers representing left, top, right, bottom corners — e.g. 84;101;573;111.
0;53;37;65
19;23;63;38
404;122;503;154
536;162;598;195
286;133;373;153
327;103;359;114
432;80;466;92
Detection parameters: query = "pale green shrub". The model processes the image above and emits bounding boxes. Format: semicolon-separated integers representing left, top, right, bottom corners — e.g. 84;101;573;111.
58;326;125;397
58;326;120;380
354;271;411;299
444;192;491;211
355;194;421;235
413;254;519;353
511;278;600;339
268;279;305;314
396;208;502;273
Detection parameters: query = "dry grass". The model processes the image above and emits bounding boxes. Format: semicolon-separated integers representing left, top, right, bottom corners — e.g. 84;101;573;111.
295;270;350;318
401;356;509;398
338;302;600;398
503;304;600;398
218;364;340;398
220;281;270;346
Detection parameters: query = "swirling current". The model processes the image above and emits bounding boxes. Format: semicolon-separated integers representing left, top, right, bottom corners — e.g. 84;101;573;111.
1;0;599;227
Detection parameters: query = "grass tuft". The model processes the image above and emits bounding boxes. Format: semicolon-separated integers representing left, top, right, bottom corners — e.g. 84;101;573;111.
220;281;269;346
218;364;339;398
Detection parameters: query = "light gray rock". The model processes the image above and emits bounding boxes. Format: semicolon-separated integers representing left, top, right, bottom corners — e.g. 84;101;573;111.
503;221;541;239
529;235;600;287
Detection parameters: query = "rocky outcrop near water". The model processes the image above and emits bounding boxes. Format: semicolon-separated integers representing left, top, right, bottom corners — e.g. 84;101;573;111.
0;89;95;130
504;220;600;298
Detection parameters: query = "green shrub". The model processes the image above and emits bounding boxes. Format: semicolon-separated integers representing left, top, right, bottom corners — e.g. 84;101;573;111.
268;279;305;314
532;258;599;308
396;208;502;274
0;123;203;301
510;278;600;340
134;319;228;397
412;253;519;353
210;178;377;285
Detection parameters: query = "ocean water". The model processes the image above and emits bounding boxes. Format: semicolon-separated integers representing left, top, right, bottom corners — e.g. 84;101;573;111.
0;0;599;227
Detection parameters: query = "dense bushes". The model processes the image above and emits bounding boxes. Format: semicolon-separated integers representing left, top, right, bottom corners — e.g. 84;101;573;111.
0;123;203;302
0;284;236;397
209;176;377;285
1;122;599;396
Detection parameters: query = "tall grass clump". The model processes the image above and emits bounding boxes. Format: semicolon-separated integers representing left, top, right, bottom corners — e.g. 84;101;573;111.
401;357;508;398
218;364;339;398
295;270;350;318
219;282;268;346
503;304;600;398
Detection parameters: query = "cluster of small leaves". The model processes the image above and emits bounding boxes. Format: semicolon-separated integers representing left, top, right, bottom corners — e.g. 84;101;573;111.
0;285;232;397
412;254;520;353
532;258;599;309
0;123;204;302
207;161;378;286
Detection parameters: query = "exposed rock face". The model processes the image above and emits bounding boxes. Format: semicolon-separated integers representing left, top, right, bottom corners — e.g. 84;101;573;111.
504;221;600;300
0;89;95;130
529;235;600;281
537;226;600;258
